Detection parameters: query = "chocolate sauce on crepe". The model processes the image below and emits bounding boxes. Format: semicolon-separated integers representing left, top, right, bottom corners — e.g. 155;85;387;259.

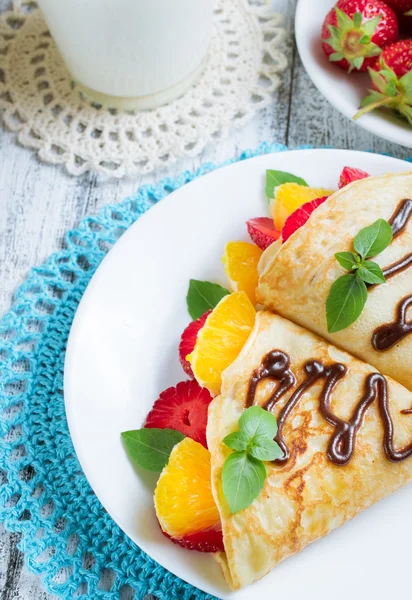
247;350;412;467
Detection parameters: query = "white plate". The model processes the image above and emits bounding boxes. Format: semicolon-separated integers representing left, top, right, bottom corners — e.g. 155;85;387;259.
295;0;412;149
65;149;412;600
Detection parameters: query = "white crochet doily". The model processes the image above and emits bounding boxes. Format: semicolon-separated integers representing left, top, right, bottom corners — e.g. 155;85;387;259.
0;0;287;178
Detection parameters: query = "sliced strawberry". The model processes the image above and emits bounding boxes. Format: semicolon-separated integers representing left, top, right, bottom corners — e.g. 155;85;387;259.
179;311;211;378
246;217;281;250
161;527;224;553
145;380;213;447
338;166;370;189
282;196;329;244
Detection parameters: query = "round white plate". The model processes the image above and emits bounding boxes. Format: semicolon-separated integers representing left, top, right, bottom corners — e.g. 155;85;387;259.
65;149;412;600
295;0;412;149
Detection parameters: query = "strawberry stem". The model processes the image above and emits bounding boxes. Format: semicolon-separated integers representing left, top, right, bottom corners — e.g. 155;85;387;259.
353;96;394;120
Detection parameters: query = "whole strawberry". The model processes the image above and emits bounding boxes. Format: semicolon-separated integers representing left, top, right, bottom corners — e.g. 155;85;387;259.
321;0;399;73
355;39;412;126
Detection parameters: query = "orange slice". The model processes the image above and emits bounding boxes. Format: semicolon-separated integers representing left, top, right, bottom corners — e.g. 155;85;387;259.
187;291;256;395
270;183;335;230
222;241;263;304
154;437;220;538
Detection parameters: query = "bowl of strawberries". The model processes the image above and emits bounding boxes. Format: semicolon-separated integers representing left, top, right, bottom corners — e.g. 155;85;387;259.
295;0;412;148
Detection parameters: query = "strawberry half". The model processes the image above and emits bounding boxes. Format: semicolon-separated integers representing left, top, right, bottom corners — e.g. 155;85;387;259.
338;166;370;188
162;528;224;553
179;311;211;378
246;217;281;250
282;197;329;243
145;380;213;447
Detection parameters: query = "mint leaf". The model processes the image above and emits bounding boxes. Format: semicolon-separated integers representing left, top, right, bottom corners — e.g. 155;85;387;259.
121;428;185;472
222;451;266;514
248;435;284;461
335;251;359;271
265;170;308;199
239;405;278;440
353;219;393;259
326;273;368;333
186;279;229;320
357;261;386;284
223;431;249;452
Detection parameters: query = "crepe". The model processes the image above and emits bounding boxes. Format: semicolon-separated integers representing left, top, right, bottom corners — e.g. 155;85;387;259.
207;311;412;590
257;172;412;391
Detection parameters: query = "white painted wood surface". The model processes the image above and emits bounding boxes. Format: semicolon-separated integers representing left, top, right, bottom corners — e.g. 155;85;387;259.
0;0;411;598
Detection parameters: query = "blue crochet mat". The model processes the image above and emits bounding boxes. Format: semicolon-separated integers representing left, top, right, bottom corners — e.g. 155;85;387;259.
0;142;410;600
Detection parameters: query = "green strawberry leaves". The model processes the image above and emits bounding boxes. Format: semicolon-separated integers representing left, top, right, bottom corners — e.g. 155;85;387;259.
121;428;185;472
221;406;283;514
265;170;308;199
186;279;230;320
325;8;383;72
356;59;412;125
326;219;392;333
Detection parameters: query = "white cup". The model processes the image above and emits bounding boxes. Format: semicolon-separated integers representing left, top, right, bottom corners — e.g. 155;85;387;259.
37;0;214;109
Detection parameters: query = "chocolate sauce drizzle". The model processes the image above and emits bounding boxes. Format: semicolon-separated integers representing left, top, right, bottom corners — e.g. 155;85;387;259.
369;200;412;350
372;296;412;351
247;350;412;467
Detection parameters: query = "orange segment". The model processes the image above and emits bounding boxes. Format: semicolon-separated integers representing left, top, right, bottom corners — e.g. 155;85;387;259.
222;241;263;304
187;291;256;395
154;437;220;538
271;183;335;230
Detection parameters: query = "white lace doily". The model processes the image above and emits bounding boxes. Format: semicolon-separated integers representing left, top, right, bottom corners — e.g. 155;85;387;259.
0;0;287;178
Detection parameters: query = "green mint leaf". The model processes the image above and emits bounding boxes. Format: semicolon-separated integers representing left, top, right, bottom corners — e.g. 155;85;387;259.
223;431;249;452
335;251;359;271
265;170;308;199
222;451;266;514
400;69;412;97
239;405;278;441
248;435;284;462
186;279;229;320
353;219;393;259
121;428;185;472
326;273;368;333
357;260;386;284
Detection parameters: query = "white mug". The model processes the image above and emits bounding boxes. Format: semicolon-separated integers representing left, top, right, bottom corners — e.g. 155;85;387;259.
37;0;214;109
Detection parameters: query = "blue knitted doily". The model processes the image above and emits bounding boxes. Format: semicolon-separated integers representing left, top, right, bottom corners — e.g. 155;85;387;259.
0;142;291;600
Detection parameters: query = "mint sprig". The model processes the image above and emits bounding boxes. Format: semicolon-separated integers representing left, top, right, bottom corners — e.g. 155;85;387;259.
186;279;230;320
326;219;392;333
221;406;282;514
121;428;185;472
265;170;308;199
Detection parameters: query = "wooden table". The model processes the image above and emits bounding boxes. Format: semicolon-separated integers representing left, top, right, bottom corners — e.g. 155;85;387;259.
0;0;410;598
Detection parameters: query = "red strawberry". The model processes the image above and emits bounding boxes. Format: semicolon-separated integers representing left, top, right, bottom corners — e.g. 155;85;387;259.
338;166;370;188
246;217;281;250
321;0;399;73
282;197;329;243
179;311;211;378
162;527;224;553
145;380;213;447
355;39;412;125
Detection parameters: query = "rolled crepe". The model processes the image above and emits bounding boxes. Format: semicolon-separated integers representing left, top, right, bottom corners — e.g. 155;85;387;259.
257;172;412;391
207;312;412;590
